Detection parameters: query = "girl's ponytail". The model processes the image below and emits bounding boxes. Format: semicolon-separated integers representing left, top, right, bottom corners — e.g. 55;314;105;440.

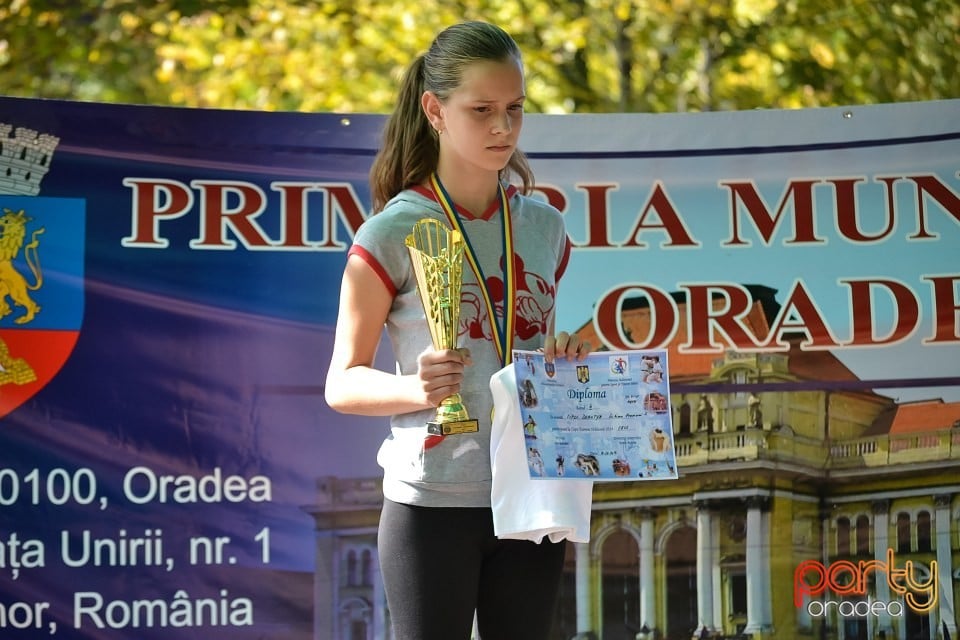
369;55;437;213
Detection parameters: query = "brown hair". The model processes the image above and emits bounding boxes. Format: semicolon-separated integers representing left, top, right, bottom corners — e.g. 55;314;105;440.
368;21;534;213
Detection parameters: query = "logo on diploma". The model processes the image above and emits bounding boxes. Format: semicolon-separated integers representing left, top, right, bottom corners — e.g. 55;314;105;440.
405;218;479;436
576;365;591;384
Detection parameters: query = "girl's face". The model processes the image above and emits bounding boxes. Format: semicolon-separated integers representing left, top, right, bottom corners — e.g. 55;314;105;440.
430;57;526;177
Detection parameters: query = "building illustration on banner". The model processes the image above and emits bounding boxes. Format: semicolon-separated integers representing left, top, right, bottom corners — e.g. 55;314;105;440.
308;285;960;640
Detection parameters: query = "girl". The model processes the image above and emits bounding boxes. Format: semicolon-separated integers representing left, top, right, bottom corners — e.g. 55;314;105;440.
325;21;590;640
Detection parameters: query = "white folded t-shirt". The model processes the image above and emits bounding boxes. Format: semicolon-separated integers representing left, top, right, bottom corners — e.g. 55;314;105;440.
489;364;594;543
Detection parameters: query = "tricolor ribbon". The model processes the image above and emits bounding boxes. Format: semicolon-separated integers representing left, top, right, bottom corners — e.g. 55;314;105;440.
429;173;516;366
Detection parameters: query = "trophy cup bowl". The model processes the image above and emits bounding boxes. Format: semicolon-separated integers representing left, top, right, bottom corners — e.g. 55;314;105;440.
405;218;479;436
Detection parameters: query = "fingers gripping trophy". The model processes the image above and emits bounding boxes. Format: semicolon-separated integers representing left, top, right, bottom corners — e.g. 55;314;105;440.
406;218;480;436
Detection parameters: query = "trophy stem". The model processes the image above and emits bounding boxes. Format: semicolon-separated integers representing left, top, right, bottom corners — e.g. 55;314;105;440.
436;393;470;423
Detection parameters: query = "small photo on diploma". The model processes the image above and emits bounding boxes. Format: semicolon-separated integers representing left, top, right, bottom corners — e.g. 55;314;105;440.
511;349;679;482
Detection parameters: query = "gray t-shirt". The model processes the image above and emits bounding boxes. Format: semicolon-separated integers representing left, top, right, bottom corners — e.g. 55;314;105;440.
349;184;571;507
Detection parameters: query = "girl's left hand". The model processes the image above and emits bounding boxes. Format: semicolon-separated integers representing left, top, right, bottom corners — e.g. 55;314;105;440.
543;331;591;362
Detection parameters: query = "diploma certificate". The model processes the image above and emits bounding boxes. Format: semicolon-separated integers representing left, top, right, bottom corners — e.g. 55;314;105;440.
511;349;678;481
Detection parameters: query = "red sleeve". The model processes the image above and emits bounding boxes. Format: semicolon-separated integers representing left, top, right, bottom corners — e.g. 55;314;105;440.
347;244;397;297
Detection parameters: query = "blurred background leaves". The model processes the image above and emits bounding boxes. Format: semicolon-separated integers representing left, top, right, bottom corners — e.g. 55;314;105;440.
2;0;957;113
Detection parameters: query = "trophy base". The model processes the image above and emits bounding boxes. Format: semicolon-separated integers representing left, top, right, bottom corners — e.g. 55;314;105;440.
427;419;480;436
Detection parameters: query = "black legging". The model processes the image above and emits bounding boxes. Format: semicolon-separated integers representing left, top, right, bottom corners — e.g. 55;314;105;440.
378;498;567;640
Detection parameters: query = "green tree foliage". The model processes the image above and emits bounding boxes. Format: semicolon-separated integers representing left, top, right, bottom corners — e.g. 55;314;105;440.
1;0;958;113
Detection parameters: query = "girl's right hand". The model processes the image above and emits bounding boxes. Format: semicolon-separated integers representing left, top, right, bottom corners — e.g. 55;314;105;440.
415;347;472;407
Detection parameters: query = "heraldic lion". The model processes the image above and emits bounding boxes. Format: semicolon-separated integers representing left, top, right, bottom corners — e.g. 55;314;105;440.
0;208;44;325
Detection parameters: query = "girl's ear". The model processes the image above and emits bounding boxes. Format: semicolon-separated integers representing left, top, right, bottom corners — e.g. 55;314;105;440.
421;91;444;133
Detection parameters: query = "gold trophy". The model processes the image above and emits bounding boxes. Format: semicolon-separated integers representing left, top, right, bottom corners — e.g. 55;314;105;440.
406;218;479;436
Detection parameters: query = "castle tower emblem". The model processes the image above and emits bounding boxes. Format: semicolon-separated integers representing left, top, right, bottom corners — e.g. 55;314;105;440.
0;124;59;196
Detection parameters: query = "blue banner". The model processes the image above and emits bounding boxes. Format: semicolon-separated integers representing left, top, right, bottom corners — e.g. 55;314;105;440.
1;95;958;640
